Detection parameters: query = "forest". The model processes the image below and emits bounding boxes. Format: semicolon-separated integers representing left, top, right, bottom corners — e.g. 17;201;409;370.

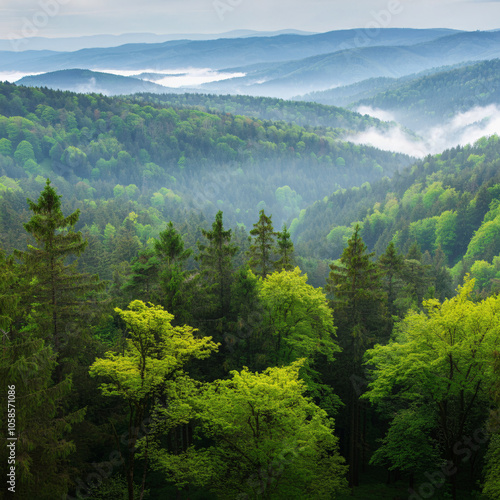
1;80;500;500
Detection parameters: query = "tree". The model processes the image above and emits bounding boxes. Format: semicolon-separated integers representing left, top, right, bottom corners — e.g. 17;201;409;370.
14;179;102;379
259;267;338;366
149;360;348;499
274;223;294;271
248;209;276;279
153;221;192;322
196;210;238;319
0;249;84;499
89;301;219;500
364;278;500;499
483;351;500;499
378;241;404;318
325;224;387;487
121;248;161;303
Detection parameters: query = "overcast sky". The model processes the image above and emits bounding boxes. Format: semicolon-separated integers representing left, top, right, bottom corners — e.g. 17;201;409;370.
1;0;499;39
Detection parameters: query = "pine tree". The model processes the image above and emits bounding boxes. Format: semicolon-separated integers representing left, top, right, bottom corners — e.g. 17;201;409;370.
154;221;193;322
275;223;294;271
196;211;238;319
14;179;103;379
247;209;276;279
325;224;387;488
121;247;161;303
0;247;83;499
378;241;404;317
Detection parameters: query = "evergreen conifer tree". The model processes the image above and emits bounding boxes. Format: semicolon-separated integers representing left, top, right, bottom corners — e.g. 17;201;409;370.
248;209;276;279
275;223;294;271
326;224;387;487
196;211;238;318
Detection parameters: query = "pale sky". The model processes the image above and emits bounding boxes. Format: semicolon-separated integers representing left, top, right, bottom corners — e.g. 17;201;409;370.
0;0;499;40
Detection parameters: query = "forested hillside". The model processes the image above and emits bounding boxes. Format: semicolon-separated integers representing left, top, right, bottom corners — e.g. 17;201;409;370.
16;69;173;96
0;81;410;243
2;79;500;500
134;91;390;131
355;59;500;128
294;61;472;107
292;134;500;288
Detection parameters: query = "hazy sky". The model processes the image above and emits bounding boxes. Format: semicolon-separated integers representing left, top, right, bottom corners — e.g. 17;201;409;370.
1;0;499;39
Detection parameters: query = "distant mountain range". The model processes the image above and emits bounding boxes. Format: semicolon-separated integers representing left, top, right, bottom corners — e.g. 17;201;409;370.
0;30;315;52
8;28;500;107
200;31;500;97
0;28;459;74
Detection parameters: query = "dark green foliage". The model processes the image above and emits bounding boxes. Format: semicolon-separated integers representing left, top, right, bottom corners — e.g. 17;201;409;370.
275;223;295;271
325;225;387;487
14;179;103;370
196;211;238;319
153;221;192;322
247;209;276;279
378;241;404;317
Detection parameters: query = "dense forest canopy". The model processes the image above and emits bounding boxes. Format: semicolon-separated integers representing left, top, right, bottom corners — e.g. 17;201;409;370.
1;70;500;500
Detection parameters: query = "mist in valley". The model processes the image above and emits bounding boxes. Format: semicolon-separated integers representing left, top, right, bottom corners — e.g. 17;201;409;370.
347;104;500;157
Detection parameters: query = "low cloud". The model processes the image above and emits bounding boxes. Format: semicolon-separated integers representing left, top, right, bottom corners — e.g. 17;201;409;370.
356;105;398;123
74;77;104;95
102;68;245;88
348;104;500;158
0;71;43;82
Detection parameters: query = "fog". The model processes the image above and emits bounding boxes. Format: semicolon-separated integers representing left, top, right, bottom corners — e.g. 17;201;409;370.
0;71;42;82
349;104;500;158
101;68;246;88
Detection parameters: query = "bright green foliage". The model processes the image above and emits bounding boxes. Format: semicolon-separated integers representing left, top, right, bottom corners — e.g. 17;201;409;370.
89;301;219;500
0;137;12;156
369;406;441;475
435;210;457;258
274;223;294;271
196;211;238;318
150;360;347;499
365;278;500;490
90;301;218;403
464;201;500;264
14;139;35;164
248;209;277;279
259;267;338;364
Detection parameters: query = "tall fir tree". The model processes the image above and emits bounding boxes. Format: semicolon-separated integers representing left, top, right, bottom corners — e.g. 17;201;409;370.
196;211;238;319
154;221;193;323
14;179;103;379
325;224;387;488
275;223;295;271
247;209;276;279
378;241;404;318
0;248;84;499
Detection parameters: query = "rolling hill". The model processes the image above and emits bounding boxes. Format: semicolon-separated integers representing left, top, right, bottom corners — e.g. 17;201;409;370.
16;69;174;96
